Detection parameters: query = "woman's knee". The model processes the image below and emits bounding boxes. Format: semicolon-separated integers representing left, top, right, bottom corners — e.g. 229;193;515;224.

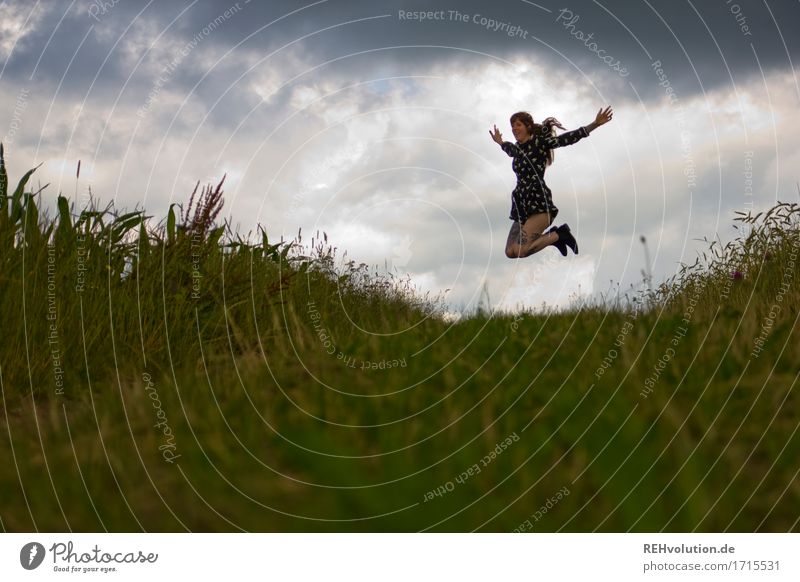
505;245;520;259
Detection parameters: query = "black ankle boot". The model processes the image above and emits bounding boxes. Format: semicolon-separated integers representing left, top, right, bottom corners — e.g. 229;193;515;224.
556;224;579;255
552;230;568;256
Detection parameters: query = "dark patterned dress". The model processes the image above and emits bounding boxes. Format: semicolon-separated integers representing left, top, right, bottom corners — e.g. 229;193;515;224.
501;125;589;225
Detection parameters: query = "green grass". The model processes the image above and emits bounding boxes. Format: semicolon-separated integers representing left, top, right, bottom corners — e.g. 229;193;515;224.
1;146;798;532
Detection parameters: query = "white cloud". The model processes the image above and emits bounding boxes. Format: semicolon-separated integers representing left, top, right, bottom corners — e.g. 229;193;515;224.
2;29;798;315
496;253;597;312
0;3;44;61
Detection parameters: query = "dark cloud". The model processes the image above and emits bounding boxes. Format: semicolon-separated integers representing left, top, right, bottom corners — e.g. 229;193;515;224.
3;0;798;111
181;0;800;105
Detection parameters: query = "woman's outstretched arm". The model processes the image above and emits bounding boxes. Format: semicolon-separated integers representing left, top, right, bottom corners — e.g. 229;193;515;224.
544;106;613;148
490;123;520;157
544;126;590;149
583;106;613;134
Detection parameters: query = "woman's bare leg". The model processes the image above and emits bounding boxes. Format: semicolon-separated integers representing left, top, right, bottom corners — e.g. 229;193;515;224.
505;213;558;258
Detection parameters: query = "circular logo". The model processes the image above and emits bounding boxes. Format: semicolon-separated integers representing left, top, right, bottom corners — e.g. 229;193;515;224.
20;542;46;570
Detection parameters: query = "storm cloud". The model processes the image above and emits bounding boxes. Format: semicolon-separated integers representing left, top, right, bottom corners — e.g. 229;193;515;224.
2;0;798;311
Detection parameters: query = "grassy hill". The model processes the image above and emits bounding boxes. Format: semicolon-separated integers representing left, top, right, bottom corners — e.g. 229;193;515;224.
1;148;798;532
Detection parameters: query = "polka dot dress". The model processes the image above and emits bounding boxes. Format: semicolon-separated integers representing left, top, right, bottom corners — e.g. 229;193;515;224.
501;125;589;225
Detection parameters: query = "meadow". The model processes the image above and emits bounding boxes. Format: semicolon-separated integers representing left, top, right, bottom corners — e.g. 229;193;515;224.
1;146;798;532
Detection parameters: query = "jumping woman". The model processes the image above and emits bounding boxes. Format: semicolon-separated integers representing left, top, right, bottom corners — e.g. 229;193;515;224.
490;106;613;258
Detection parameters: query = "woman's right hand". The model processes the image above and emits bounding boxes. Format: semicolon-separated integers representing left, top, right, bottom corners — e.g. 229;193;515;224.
489;124;504;145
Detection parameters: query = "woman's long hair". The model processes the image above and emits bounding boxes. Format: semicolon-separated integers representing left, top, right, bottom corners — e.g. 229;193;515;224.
510;111;556;166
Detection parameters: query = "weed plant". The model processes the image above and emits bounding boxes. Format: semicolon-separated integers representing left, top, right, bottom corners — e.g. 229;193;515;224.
1;147;797;532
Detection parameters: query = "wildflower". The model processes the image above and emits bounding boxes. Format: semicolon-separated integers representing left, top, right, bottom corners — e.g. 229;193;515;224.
732;271;743;280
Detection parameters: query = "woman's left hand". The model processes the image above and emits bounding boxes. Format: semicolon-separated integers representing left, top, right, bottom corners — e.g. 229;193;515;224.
594;106;613;126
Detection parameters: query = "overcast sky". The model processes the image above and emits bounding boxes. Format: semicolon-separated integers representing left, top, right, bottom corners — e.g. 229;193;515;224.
2;0;798;312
